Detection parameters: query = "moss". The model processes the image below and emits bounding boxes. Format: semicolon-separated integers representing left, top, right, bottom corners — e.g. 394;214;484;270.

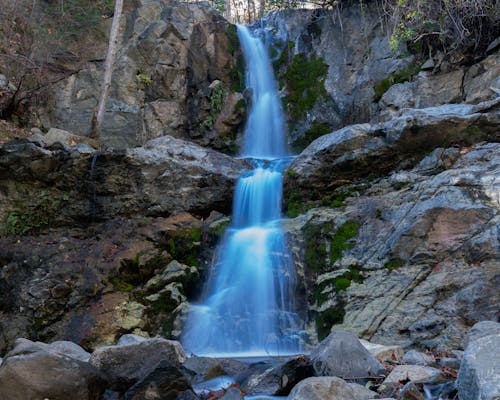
334;277;351;291
375;209;383;219
329;221;360;264
273;41;295;73
385;257;405;271
202;82;228;130
110;277;134;292
316;305;346;341
283;54;328;119
163;227;202;267
373;62;422;101
292;122;332;153
304;222;331;273
464;125;487;140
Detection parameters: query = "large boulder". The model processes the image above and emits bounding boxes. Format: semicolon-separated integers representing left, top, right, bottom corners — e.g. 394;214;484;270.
89;338;186;392
310;331;385;379
288;376;376;400
285;99;499;201
0;338;106;400
457;321;500;400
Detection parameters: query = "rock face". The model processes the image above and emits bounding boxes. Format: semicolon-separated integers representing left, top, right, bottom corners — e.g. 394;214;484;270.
283;142;500;347
89;338;186;392
457;321;500;400
0;338;106;400
34;0;245;151
310;331;385;379
0;135;248;225
251;6;499;150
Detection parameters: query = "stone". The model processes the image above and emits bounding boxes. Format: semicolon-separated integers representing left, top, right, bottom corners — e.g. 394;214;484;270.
457;321;500;400
183;356;248;384
89;338;186;392
399;382;426;400
311;331;386;379
0;339;106;400
117;334;148;346
402;350;434;366
463;52;500;103
123;360;195;400
45;127;98;148
288;376;372;400
221;387;244;400
360;339;404;362
242;356;314;395
47;340;91;362
382;365;442;387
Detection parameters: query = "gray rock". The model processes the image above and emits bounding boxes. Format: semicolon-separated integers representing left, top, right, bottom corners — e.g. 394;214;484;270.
221;387;244;400
457;321;500;400
47;340;91;362
0;339;106;400
45;127;98;148
288;376;371;400
311;331;385;379
382;365;442;387
360;339;404;362
90;338;186;392
117;334;148;346
402;350;435;366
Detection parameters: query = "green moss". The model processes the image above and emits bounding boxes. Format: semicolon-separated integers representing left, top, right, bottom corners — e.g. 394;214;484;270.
292;122;332;153
373;62;422;101
464;125;487;140
283;54;328;119
273;41;294;73
163;227;202;267
334;277;351;291
110;277;134;292
202;82;228;130
329;221;360;264
316;305;346;341
385;257;405;271
304;222;331;273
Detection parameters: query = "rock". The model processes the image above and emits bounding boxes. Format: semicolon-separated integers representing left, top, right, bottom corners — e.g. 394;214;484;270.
183;356;248;384
47;340;92;362
439;357;461;369
89;338;186;392
348;382;378;399
117;334;148;346
123;360;195;400
285;99;499;200
0;135;248;225
402;350;435;366
311;331;385;379
221;387;244;400
36;0;244;151
0;339;106;400
382;365;442;387
288;376;374;400
457;321;500;400
399;382;426;400
242;356;314;395
44;127;98;148
360;339;404;362
463;52;500;103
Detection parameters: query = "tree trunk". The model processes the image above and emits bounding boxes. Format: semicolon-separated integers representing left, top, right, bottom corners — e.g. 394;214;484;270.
91;0;124;140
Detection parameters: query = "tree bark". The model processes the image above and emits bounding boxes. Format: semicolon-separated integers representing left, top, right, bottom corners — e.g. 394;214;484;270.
91;0;124;140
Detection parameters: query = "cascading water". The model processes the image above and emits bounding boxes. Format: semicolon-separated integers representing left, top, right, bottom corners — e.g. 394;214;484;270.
182;25;304;357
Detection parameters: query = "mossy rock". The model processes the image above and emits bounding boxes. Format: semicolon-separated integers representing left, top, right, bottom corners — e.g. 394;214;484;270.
373;62;422;101
161;227;202;267
329;221;360;264
292;122;332;153
316;302;346;341
384;257;405;271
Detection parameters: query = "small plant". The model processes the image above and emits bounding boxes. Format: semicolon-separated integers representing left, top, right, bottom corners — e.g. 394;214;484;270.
136;73;153;85
202;82;228;130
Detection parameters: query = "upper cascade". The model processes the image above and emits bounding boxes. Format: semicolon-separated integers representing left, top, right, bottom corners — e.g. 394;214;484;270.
237;25;288;159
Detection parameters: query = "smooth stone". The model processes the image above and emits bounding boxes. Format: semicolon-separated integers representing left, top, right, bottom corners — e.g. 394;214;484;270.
382;365;442;387
116;334;148;346
402;350;435;366
221;387;244;400
360;339;404;362
288;376;371;400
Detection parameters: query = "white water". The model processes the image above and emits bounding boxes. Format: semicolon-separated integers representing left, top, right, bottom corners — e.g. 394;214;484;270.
182;25;303;357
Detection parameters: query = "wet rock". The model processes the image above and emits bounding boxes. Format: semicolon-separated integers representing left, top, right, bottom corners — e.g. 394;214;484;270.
0;339;106;400
90;338;186;392
183;356;248;384
123;360;195;400
360;339;404;362
242;356;314;395
311;331;385;379
402;350;435;366
457;321;500;400
382;365;442;387
288;376;374;400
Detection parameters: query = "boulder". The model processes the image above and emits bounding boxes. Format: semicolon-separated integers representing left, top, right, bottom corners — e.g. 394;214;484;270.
117;334;148;347
242;356;314;395
360;339;404;362
89;338;186;392
44;127;98;148
0;339;106;400
183;356;248;384
123;360;195;400
310;331;385;379
285;99;500;201
288;376;376;400
457;321;500;400
382;365;442;387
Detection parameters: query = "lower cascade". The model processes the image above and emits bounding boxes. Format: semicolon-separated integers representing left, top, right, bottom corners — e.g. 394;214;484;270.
182;25;305;356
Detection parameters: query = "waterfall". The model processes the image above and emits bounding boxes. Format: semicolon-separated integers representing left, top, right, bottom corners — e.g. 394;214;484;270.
182;25;304;357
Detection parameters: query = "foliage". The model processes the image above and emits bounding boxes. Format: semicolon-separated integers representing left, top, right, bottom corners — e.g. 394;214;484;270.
384;257;404;271
136;72;152;85
202;82;228;130
329;220;360;263
1;191;69;236
292;122;332;152
282;53;328;119
373;61;422;101
385;0;499;64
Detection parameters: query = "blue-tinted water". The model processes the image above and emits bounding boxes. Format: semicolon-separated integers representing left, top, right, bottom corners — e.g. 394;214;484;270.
182;25;303;357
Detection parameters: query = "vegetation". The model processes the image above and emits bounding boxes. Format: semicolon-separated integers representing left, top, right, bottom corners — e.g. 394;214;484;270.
373;61;422;101
292;122;332;153
384;257;405;271
329;220;360;264
202;82;228;130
